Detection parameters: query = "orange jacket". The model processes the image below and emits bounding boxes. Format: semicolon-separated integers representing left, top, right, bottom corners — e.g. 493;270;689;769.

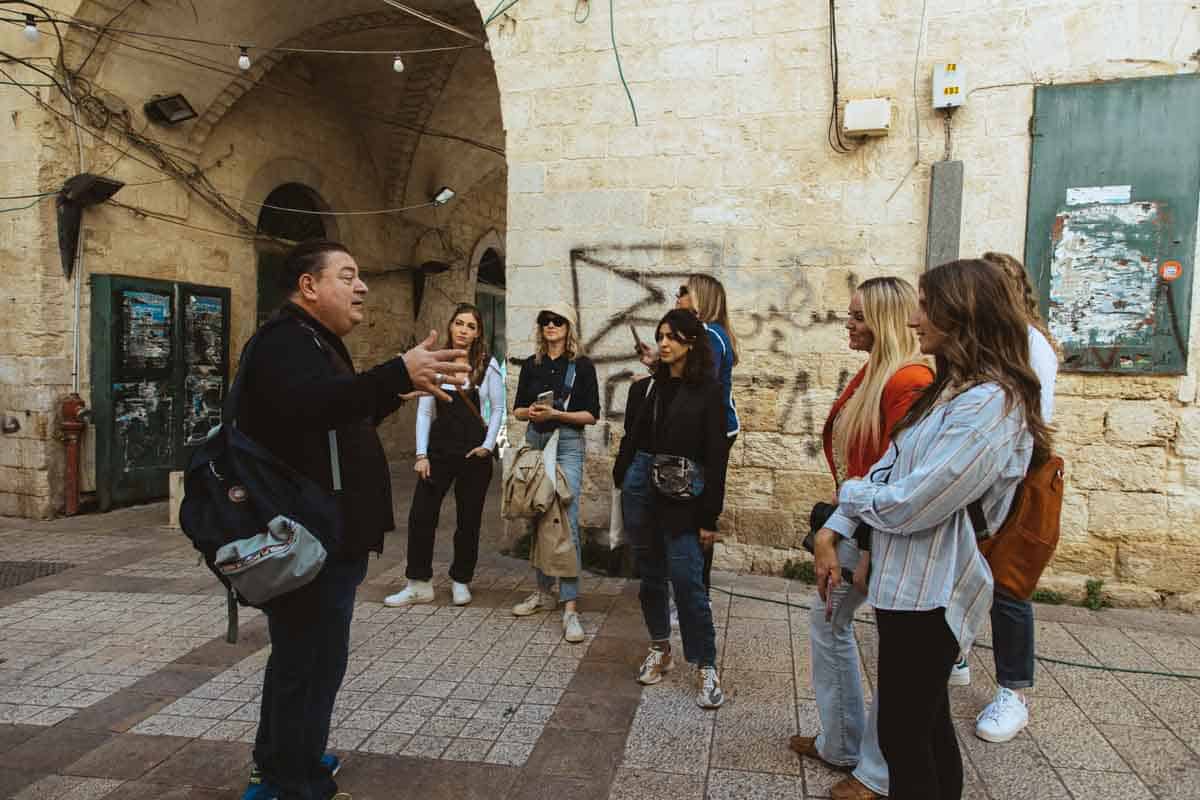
822;363;934;483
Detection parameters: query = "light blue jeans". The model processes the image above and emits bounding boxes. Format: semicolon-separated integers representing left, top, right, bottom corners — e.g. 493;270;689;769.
809;537;888;796
525;425;584;602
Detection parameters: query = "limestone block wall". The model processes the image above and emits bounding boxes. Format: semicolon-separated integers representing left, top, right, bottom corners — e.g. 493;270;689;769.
489;0;1200;604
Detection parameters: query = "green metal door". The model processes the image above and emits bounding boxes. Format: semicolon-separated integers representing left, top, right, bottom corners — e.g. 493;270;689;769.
1024;75;1200;373
91;276;230;509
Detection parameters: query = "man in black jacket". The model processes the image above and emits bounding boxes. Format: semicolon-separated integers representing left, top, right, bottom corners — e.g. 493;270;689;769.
240;239;467;800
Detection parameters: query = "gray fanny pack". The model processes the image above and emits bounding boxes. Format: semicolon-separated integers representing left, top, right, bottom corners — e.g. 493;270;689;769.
214;428;341;606
651;454;704;499
214;514;328;606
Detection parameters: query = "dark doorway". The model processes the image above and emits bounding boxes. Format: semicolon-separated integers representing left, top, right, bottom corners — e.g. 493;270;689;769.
256;183;327;326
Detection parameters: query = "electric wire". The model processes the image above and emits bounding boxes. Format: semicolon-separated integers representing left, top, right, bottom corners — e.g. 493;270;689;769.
826;0;853;154
609;0;637;126
74;0;137;75
887;0;930;202
574;0;590;24
483;0;522;26
708;586;1200;682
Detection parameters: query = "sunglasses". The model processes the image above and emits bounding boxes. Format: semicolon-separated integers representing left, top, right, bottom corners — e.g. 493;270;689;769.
676;285;689;299
538;314;568;328
655;329;692;344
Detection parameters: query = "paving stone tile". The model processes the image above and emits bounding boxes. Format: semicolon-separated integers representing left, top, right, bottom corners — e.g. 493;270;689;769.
1047;664;1163;728
402;734;451;759
140;740;253;789
505;772;611;800
62;733;190;780
546;691;639;734
524;730;625;778
0;768;41;799
707;768;799;799
621;687;714;776
3;727;114;773
607;767;705;800
11;774;123;800
1100;724;1200;800
1026;697;1130;771
1057;769;1155;800
955;720;1071;799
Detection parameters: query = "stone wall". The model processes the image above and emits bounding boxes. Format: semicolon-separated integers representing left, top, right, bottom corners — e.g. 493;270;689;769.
490;0;1200;606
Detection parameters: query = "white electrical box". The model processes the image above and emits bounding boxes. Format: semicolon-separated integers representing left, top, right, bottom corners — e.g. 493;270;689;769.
842;98;892;137
933;62;965;109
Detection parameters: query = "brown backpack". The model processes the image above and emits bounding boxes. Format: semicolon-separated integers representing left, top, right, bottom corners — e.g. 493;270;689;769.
968;452;1065;600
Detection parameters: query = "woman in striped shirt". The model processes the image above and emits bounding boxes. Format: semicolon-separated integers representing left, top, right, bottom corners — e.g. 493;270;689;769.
814;259;1053;800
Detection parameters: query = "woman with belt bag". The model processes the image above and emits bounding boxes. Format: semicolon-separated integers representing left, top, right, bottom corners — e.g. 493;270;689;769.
614;309;730;709
385;303;503;608
788;277;932;800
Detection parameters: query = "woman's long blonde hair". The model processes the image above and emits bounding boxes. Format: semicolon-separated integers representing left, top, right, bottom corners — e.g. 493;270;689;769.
686;274;740;366
834;277;925;458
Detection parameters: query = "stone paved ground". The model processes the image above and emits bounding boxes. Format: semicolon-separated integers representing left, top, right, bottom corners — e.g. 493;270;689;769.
1;476;1199;799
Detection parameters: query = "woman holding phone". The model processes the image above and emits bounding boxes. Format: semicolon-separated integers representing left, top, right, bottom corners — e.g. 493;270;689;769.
814;259;1049;800
384;304;503;608
788;277;932;800
511;302;600;643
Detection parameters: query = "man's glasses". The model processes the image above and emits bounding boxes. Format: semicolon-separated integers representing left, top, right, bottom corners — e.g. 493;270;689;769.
538;314;568;328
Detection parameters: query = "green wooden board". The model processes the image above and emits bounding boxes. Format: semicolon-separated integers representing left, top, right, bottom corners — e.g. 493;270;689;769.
1024;75;1200;374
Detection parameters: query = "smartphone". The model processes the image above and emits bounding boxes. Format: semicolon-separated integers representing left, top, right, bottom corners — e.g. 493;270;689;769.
630;324;644;351
534;390;554;407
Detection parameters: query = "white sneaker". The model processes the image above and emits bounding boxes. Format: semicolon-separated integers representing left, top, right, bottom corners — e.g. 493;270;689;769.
383;580;434;608
512;591;556;617
949;657;971;686
975;687;1029;743
563;610;586;643
637;646;672;685
696;665;725;709
452;581;472;606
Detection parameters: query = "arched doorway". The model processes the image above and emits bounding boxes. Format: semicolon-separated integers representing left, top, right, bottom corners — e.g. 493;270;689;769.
255;183;328;326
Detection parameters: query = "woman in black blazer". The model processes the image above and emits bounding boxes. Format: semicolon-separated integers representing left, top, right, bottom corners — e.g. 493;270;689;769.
613;309;729;709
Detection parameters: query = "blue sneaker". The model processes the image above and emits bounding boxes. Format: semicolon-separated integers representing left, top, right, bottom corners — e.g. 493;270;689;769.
241;774;279;800
248;753;341;787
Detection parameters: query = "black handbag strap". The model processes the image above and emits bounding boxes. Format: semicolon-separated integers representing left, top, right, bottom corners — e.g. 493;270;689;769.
967;498;989;540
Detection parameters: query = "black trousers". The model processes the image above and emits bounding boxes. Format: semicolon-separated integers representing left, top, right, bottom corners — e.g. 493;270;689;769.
255;556;367;800
876;607;963;800
406;453;493;583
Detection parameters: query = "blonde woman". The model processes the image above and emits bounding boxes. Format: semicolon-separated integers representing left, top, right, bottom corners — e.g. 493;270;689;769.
510;303;599;642
789;277;932;800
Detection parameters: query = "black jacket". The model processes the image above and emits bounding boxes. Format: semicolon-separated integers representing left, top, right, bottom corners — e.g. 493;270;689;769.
614;376;729;533
240;304;412;558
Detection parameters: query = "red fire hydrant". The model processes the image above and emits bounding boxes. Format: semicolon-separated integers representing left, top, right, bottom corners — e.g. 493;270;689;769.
60;393;87;516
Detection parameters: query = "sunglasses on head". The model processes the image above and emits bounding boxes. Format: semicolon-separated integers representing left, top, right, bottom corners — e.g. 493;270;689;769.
538;313;568;328
676;285;689;299
655;329;692;344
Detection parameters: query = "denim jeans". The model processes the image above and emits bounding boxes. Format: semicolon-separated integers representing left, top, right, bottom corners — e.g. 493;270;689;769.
525;426;584;602
809;537;888;795
255;556;368;800
623;450;717;666
991;590;1035;689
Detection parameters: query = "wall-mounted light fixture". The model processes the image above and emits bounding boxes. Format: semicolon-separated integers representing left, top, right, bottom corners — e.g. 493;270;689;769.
143;94;198;125
56;174;124;280
432;186;455;206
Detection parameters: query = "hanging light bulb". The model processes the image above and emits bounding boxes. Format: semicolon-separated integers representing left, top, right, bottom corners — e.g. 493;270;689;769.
22;14;39;43
237;46;251;71
393;54;404;73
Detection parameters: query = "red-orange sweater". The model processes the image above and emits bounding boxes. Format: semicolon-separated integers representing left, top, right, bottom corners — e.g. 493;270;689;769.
822;363;934;484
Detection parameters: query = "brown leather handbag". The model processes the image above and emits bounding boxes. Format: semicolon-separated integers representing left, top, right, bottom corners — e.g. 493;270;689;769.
969;452;1065;600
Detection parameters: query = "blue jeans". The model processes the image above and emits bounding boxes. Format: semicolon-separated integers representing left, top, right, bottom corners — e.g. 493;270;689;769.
255;556;368;800
623;451;717;667
991;591;1035;689
809;537;888;795
525;426;584;602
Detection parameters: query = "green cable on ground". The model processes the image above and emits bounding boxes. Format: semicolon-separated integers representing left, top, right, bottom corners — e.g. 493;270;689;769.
609;0;637;126
708;585;1200;682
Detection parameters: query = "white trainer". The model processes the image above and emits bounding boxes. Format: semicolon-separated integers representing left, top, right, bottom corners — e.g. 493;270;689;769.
383;580;434;608
975;687;1029;743
512;590;556;617
949;657;971;686
563;610;586;643
452;581;473;606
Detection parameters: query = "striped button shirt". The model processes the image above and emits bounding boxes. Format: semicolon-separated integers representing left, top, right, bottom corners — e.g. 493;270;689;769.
824;383;1033;652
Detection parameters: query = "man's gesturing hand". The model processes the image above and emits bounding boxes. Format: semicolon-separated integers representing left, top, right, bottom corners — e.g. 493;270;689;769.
402;330;469;402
